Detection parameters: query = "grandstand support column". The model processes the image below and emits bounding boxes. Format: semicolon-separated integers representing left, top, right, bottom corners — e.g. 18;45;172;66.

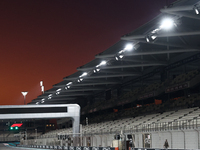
180;130;185;149
72;116;80;146
168;131;173;148
195;129;200;149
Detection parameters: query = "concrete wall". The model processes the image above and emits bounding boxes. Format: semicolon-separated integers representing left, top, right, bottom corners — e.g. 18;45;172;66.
148;129;199;149
24;129;200;149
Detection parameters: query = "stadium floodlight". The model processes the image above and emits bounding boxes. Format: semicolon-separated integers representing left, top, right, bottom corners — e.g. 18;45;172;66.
99;60;106;66
146;34;157;43
160;18;174;30
119;55;124;59
78;78;83;82
124;44;133;51
115;56;119;61
194;5;200;14
93;68;100;73
66;82;72;86
48;94;52;97
21;91;28;105
56;88;62;92
40;81;43;86
79;72;88;77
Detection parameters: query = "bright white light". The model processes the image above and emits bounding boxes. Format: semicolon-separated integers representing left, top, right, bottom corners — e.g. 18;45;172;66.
79;72;88;78
56;88;62;92
41;100;45;103
40;81;43;86
119;55;124;59
151;35;157;40
96;68;100;72
160;18;174;30
41;86;44;93
42;98;45;100
124;44;133;51
21;91;28;97
100;61;106;66
195;8;199;14
78;78;83;82
93;70;96;73
36;102;39;104
66;82;72;86
119;50;123;54
48;94;52;97
146;36;150;42
56;92;60;95
115;56;119;61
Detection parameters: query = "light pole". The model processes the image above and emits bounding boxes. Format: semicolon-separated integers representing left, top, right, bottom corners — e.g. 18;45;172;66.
40;81;44;94
21;91;28;105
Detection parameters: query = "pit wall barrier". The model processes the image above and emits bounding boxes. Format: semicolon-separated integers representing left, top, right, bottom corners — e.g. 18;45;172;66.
18;145;119;150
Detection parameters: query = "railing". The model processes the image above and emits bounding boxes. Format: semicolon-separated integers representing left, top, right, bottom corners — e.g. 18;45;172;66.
0;137;20;142
82;117;200;135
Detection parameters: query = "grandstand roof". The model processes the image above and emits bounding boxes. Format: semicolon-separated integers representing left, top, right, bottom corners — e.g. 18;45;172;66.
29;0;200;105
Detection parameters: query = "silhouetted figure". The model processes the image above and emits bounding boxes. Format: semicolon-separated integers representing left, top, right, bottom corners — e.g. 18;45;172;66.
164;139;169;149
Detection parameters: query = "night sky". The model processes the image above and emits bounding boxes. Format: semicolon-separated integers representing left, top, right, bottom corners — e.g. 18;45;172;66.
0;0;175;105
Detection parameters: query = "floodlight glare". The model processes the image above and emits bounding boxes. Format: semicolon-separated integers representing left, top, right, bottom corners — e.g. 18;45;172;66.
40;81;43;86
82;72;87;76
56;88;62;92
119;55;124;59
66;82;72;86
124;44;133;51
100;61;106;66
160;18;174;30
146;34;157;43
194;6;200;14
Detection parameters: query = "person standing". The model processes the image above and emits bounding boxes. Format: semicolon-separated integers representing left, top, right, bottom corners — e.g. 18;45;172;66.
164;139;169;149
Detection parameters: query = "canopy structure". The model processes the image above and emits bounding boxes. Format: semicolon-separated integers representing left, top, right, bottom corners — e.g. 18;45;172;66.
29;0;200;105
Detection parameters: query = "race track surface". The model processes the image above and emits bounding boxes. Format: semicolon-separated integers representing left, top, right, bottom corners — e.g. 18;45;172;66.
0;143;49;150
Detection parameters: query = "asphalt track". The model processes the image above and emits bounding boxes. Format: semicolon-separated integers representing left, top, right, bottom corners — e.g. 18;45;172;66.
0;143;50;150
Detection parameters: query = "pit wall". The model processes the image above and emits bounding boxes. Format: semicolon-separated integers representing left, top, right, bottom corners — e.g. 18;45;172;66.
22;129;200;149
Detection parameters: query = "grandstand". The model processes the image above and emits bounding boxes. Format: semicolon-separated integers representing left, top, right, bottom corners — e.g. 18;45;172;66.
6;0;200;149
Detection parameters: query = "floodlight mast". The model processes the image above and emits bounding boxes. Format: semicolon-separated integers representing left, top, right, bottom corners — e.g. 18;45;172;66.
21;91;28;105
40;81;44;94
